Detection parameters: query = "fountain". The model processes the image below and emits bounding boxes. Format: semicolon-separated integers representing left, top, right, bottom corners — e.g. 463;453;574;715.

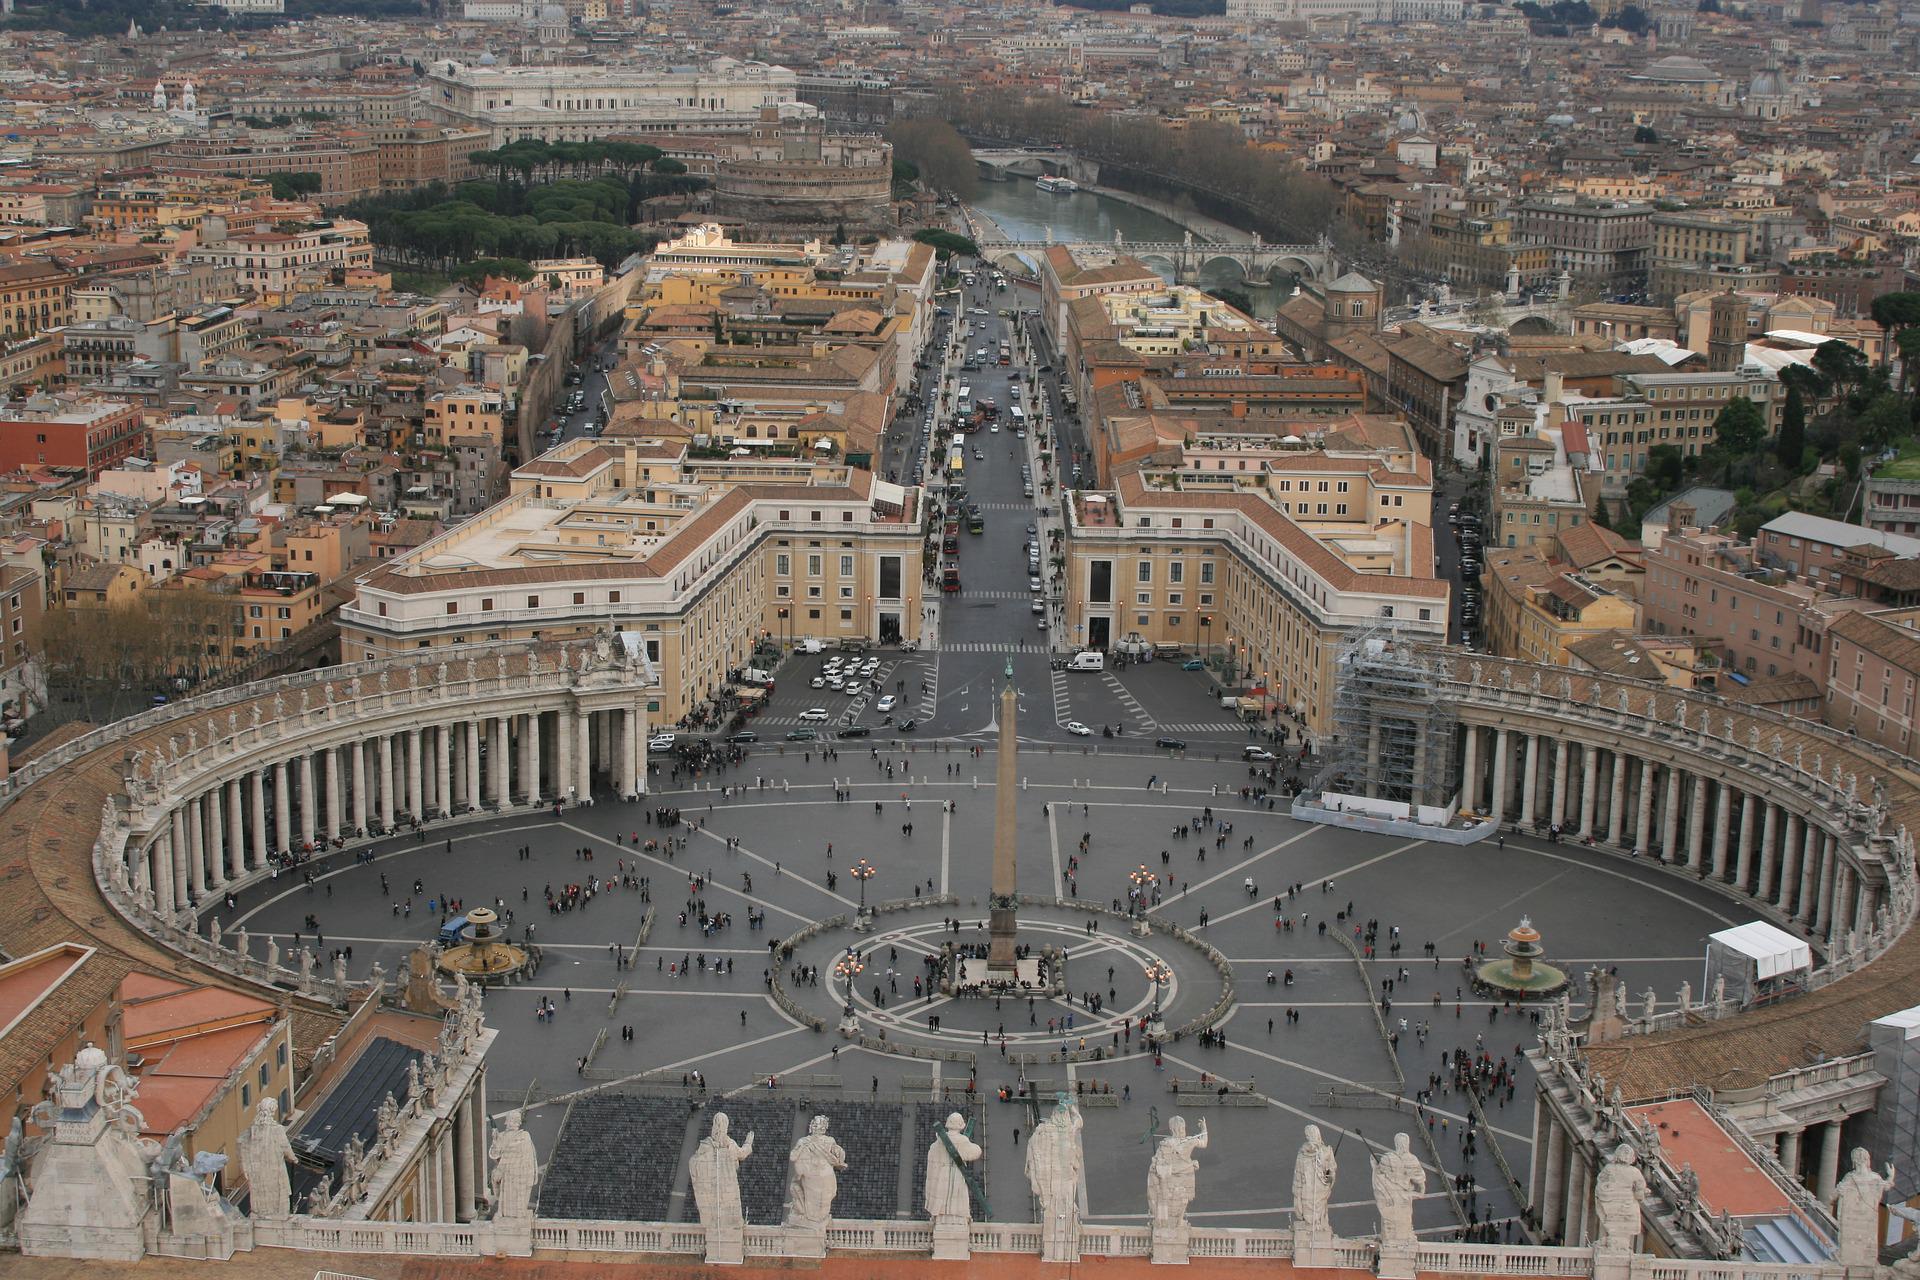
434;906;530;984
1475;916;1568;998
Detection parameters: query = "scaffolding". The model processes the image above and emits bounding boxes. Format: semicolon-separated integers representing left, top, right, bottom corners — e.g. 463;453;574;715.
1310;624;1458;811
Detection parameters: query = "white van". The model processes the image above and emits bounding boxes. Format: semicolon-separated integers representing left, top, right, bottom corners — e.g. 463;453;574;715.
1010;406;1025;425
1067;651;1105;672
798;638;824;654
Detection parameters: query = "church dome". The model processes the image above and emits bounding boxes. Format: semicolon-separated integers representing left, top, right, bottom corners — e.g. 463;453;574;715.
1748;68;1785;97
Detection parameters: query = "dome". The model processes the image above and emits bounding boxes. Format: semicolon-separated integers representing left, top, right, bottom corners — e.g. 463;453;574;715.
1641;54;1716;82
1748;68;1785;97
539;3;566;18
477;50;498;65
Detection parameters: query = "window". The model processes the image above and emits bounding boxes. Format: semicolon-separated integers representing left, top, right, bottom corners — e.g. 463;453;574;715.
1169;562;1183;584
808;554;822;577
1137;560;1152;583
776;554;790;576
1200;563;1215;585
839;555;854;577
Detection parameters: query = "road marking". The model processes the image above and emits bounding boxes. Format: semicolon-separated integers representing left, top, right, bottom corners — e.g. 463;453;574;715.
1047;801;1063;894
555;821;815;922
689;824;861;912
1051;667;1071;727
524;1025;808;1114
1192;840;1428;929
1152;828;1316;909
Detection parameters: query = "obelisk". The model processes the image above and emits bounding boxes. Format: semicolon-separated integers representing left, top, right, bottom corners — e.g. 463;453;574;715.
987;659;1019;978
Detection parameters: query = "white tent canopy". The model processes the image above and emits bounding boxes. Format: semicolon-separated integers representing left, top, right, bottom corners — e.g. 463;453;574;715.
1708;921;1812;979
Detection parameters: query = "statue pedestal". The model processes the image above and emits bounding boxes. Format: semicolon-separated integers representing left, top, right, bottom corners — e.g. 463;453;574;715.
785;1222;828;1259
1376;1243;1417;1279
1040;1223;1081;1264
704;1221;744;1265
487;1216;536;1257
1294;1231;1339;1270
1150;1223;1191;1264
932;1218;971;1260
1591;1248;1632;1280
1131;919;1152;937
839;1011;861;1037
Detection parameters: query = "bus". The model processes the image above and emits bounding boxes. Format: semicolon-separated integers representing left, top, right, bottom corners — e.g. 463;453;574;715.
966;511;985;534
947;443;965;475
942;521;960;554
941;561;961;592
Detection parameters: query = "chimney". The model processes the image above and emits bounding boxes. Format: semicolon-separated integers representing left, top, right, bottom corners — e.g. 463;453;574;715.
1543;368;1565;405
1669;501;1695;534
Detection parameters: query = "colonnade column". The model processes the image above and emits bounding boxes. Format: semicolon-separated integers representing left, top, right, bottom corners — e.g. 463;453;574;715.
554;707;572;807
1777;814;1803;913
453;1097;475;1222
1461;726;1481;812
1710;783;1732;878
155;832;177;914
376;735;395;830
325;746;342;839
227;779;246;880
1520;733;1541;826
298;752;316;851
1579;747;1599;838
1810;829;1832;930
1780;1128;1803;1181
1605;751;1627;845
1563;1152;1591;1246
186;797;206;899
493;716;511;806
465;721;482;812
249;770;268;870
404;728;422;820
1490;729;1511;824
522;713;541;807
204;789;224;891
1660;768;1682;860
169;813;189;911
273;760;290;854
1550;739;1570;829
1685;775;1708;869
1756;803;1780;900
1816;1120;1844;1202
350;742;367;834
1634;759;1656;854
437;726;453;817
576;708;593;801
1735;793;1760;889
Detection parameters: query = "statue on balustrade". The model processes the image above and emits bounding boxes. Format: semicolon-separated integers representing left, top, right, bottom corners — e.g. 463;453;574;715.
1371;1133;1425;1251
1026;1094;1084;1261
783;1114;846;1234
488;1110;537;1221
1148;1116;1209;1238
238;1097;298;1218
925;1112;982;1229
1834;1148;1894;1267
1292;1123;1337;1243
1592;1145;1647;1252
690;1111;753;1260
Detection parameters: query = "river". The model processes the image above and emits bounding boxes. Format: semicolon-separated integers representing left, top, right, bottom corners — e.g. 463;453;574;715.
967;179;1288;318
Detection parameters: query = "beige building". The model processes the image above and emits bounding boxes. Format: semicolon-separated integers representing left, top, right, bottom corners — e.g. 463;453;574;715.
1062;424;1445;738
1482;547;1639;666
340;439;923;721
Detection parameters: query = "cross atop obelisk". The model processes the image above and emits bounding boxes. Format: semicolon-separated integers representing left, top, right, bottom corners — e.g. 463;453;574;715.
987;658;1019;977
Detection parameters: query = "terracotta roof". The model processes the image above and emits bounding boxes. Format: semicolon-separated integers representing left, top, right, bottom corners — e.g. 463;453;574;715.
1826;608;1920;675
1556;521;1642;570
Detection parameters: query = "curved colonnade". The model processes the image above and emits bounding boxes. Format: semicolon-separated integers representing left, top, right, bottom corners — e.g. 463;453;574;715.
1444;654;1919;968
6;639;656;1022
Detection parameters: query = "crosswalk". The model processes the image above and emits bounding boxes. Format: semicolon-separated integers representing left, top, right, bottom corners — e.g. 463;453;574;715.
1153;721;1253;734
1050;667;1071;726
953;590;1033;602
1102;671;1158;732
939;641;1057;653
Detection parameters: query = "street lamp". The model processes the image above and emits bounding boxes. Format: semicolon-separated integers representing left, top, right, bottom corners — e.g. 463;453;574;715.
833;948;865;1034
851;858;877;927
1129;864;1157;917
778;605;790;651
1145;959;1171;1036
1199;614;1212;670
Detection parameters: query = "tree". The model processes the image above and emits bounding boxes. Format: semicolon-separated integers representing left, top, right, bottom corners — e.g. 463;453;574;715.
1633;125;1659;144
1711;395;1766;458
1858;392;1909;451
1604;3;1649;30
886;118;977;201
1591;498;1613;531
264;170;323;200
1777;383;1807;470
1897;327;1920;393
912;229;980;259
1812;339;1868;394
1868;291;1920;333
651;157;687;175
1206;286;1255;316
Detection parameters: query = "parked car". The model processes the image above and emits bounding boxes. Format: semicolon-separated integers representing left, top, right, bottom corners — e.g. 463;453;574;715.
1181;659;1205;671
648;733;677;752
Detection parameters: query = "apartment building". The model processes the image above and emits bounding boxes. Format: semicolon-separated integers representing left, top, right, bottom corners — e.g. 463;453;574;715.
340;439;924;722
1062;426;1445;738
423;58;799;145
0;394;144;479
425;386;508;450
1639;525;1837;685
1514;200;1653;290
0;260;75;341
185;210;374;302
1823;607;1920;755
1482;547;1638;666
1756;512;1920;593
1648;211;1757;303
160;131;382;202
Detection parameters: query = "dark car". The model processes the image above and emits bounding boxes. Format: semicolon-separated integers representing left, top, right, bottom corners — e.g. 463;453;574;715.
727;731;758;744
784;728;818;741
897;718;918;732
1155;736;1188;751
837;725;872;739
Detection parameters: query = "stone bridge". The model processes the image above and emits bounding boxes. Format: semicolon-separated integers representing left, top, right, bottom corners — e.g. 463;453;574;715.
972;149;1101;185
976;228;1333;284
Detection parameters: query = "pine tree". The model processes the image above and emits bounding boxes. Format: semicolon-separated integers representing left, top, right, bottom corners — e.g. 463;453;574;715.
1591;499;1613;531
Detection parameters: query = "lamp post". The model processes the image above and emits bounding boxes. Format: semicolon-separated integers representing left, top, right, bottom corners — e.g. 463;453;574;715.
1145;959;1171;1037
834;948;865;1034
1224;637;1239;688
1199;614;1212;670
1129;864;1158;935
851;857;877;928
